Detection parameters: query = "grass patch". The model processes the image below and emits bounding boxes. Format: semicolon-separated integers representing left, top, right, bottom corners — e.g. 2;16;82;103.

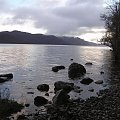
0;99;24;119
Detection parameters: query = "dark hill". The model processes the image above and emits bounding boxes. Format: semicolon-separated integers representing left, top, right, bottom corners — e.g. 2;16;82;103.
0;31;97;46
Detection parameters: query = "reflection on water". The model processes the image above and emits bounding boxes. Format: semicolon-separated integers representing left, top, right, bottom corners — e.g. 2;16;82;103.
0;87;10;99
107;57;120;85
0;44;118;114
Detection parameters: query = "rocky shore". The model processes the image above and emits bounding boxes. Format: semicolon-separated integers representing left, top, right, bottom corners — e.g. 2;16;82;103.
2;62;120;120
18;83;120;120
16;62;120;120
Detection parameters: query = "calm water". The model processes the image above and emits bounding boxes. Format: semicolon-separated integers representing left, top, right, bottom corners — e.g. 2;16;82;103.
0;44;119;115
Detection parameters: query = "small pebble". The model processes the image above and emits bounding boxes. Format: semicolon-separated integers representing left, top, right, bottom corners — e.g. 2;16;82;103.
45;93;49;96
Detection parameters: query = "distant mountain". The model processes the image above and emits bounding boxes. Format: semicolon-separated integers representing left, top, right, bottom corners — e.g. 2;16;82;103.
0;31;97;46
59;36;97;46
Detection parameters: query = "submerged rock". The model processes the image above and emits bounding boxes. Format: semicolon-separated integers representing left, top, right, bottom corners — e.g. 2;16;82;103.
52;66;65;72
103;84;107;87
68;63;86;79
34;96;48;106
37;84;49;92
80;78;93;85
54;81;74;93
52;89;70;105
88;88;94;92
27;92;34;94
95;80;103;84
45;93;49;96
85;62;93;65
74;89;83;93
73;85;83;93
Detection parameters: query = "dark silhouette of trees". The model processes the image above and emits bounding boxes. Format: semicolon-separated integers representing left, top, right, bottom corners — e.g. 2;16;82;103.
101;0;120;59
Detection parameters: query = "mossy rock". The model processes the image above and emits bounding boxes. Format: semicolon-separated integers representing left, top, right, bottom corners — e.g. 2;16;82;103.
68;63;86;79
0;99;23;119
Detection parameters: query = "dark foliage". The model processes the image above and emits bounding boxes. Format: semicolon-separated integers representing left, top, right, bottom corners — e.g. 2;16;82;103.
0;99;23;119
101;0;120;59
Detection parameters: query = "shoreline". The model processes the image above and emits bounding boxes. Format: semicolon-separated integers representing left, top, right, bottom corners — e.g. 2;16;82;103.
19;83;120;120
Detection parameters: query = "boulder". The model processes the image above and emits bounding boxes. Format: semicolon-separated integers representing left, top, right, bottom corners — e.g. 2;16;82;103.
80;78;93;85
95;80;103;84
52;67;59;72
0;73;13;83
88;88;94;92
100;71;104;74
52;66;65;72
54;81;74;93
68;63;86;79
34;96;48;106
52;89;70;105
0;78;8;83
0;73;13;79
85;62;93;65
37;84;49;92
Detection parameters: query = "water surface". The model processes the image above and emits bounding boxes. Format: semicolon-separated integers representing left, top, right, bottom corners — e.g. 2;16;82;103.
0;44;117;115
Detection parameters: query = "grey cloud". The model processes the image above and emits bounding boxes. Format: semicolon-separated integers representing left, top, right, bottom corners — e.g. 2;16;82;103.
35;16;78;35
35;0;104;35
53;1;104;27
34;0;63;7
69;27;105;36
67;0;103;5
10;7;78;35
1;0;105;36
0;0;9;12
68;0;104;12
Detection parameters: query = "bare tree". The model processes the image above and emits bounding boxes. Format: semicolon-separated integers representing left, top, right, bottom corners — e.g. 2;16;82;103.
101;0;120;59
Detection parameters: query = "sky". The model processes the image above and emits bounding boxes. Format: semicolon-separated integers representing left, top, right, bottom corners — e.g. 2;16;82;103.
0;0;108;42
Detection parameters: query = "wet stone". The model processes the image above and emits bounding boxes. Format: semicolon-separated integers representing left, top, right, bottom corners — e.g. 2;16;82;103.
37;84;49;92
68;63;86;79
80;78;93;85
34;96;48;106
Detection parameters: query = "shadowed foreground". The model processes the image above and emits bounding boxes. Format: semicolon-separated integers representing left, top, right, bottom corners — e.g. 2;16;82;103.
0;99;23;119
24;84;120;120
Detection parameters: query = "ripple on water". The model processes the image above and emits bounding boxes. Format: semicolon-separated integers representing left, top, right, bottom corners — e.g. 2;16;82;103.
0;44;115;115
